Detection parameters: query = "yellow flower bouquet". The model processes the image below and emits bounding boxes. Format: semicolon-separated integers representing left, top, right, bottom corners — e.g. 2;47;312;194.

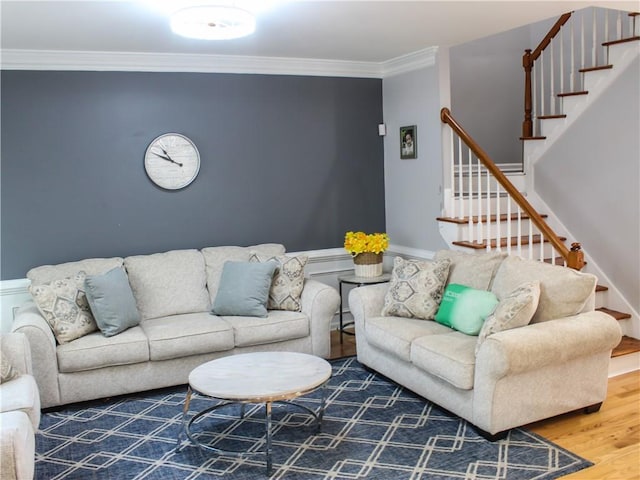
344;231;389;256
344;231;389;277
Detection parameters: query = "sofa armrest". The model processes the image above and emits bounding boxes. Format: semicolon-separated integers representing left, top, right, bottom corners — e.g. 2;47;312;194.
476;310;622;379
300;279;340;358
11;302;61;408
348;283;388;326
0;333;32;376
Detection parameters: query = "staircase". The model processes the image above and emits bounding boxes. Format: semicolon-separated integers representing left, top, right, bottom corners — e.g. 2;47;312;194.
438;7;640;370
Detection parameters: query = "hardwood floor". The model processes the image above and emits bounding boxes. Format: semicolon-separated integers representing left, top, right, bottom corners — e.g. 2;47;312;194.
329;329;640;479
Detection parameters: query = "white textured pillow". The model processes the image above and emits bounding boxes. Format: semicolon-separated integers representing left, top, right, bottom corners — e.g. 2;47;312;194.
382;257;451;321
250;253;308;311
29;271;98;344
476;281;540;355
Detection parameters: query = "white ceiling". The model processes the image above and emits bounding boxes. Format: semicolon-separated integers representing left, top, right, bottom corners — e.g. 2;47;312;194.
2;1;638;64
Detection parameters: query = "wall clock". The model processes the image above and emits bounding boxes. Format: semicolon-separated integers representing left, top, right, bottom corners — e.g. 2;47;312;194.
144;133;200;190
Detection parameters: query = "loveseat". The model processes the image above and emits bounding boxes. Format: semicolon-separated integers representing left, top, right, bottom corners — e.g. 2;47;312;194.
12;244;340;409
349;250;622;438
0;332;41;480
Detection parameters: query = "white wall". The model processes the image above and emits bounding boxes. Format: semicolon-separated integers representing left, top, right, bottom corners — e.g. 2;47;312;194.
449;23;533;167
535;56;640;312
382;54;449;252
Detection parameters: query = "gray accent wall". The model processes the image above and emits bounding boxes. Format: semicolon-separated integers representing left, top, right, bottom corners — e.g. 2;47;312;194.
1;71;384;279
535;56;640;312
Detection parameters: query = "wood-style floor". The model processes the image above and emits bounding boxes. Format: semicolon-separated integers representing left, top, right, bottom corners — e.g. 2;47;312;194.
329;329;640;479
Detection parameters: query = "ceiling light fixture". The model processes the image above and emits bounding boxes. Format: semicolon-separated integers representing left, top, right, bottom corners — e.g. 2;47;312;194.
170;5;256;40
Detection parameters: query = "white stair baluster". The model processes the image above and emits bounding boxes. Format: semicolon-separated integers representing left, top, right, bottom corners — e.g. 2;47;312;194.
457;137;464;219
477;159;483;245
495;181;501;252
449;130;456;218
467;148;474;244
486;165;492;252
516;205;523;258
506;197;512;255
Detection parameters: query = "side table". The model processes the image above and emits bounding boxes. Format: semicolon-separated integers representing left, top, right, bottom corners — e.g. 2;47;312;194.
338;272;391;343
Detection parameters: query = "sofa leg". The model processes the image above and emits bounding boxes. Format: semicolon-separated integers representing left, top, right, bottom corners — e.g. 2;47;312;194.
583;402;602;414
476;428;509;442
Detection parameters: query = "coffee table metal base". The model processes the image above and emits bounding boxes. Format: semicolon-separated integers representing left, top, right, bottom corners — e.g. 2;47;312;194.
176;385;327;475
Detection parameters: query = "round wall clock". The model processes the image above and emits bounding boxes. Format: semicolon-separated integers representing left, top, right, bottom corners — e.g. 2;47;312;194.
144;133;200;190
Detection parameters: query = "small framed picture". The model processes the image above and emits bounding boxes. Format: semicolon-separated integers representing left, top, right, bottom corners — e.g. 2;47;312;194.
400;125;417;159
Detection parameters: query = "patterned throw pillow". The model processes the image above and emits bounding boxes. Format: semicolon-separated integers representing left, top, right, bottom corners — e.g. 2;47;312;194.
29;271;98;344
249;253;308;311
381;257;451;321
0;351;18;384
475;281;541;355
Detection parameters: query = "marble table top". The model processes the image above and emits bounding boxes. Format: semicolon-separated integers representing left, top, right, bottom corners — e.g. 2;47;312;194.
188;352;332;403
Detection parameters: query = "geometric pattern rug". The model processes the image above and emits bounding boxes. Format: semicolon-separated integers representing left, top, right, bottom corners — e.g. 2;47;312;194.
36;357;592;479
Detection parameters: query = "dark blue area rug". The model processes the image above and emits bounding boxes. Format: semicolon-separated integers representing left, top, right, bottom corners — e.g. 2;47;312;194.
36;357;592;479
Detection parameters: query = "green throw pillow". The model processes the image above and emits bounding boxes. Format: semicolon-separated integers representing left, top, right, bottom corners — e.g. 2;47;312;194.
85;267;141;337
435;283;499;335
212;261;278;317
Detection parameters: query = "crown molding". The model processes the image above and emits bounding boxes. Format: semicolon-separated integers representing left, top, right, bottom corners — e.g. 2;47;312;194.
0;47;438;78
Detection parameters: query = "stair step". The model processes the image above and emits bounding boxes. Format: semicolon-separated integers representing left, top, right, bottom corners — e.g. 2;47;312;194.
611;335;640;358
538;114;567;119
579;64;613;73
520;136;546;141
453;234;566;250
437;213;548;225
597;307;632;321
557;90;588;97
596;284;608;292
602;36;640;47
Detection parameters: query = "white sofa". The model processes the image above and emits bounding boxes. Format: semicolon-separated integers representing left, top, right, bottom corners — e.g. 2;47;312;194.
349;250;622;439
0;333;41;480
12;243;339;409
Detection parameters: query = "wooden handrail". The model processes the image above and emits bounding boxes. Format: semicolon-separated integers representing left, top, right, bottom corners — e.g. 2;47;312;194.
441;107;584;269
522;12;572;137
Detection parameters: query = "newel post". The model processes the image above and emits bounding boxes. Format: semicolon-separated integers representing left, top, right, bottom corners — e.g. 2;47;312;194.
567;242;585;270
522;49;533;138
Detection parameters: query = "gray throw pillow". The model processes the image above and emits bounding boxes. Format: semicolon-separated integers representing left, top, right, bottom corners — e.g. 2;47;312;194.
85;267;141;337
212;261;278;317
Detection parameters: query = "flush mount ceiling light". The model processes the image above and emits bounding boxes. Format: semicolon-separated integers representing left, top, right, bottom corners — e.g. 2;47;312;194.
170;5;256;40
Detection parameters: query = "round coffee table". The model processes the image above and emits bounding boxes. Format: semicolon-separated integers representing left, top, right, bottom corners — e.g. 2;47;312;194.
175;351;332;475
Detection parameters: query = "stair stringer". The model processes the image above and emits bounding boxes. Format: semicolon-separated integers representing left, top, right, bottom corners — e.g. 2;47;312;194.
523;40;640;194
525;189;639;340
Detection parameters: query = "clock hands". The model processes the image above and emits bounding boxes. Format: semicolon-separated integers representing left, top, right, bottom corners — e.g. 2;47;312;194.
152;150;183;167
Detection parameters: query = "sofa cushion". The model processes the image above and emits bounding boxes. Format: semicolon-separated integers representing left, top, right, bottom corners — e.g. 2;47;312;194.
211;261;278;317
140;313;234;361
476;281;541;355
491;256;596;323
29;271;98;344
365;316;453;362
249;253;308;311
56;326;149;373
221;310;310;348
124;249;210;320
1;352;18;383
84;267;141;337
0;374;40;427
27;257;124;286
381;257;451;321
202;244;285;302
410;332;477;390
434;250;507;290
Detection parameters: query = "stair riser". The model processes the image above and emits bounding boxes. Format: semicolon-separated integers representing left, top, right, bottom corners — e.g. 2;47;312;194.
582;68;612;92
451;222;540;241
540;117;566;137
560;94;589;114
446;196;525;218
607;40;640;65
